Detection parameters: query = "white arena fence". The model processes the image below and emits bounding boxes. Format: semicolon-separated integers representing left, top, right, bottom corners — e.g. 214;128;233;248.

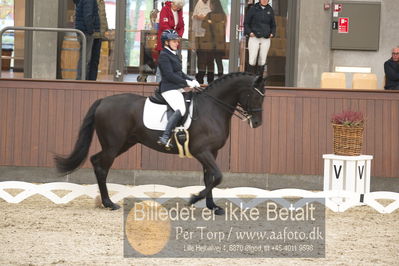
0;181;398;214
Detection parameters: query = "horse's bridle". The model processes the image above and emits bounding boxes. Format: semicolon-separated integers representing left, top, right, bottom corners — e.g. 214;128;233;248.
195;85;265;121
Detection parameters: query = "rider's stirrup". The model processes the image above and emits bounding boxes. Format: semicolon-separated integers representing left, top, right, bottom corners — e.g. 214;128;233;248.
164;138;173;150
157;135;173;150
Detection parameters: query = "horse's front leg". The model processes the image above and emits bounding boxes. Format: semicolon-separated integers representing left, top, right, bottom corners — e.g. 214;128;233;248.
203;167;225;215
190;150;224;215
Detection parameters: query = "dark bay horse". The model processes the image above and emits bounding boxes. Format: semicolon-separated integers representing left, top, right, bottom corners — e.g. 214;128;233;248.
55;72;266;214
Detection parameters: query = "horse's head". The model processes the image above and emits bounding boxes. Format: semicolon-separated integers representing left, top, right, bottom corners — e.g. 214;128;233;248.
238;75;266;128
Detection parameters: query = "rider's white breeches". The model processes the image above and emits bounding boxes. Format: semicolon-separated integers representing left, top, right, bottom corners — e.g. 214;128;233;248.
248;36;271;66
161;89;186;116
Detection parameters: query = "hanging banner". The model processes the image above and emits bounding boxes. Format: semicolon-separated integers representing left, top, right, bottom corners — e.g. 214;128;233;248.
338;17;349;33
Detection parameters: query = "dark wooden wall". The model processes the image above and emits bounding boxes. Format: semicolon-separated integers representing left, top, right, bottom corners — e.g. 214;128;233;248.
1;79;399;177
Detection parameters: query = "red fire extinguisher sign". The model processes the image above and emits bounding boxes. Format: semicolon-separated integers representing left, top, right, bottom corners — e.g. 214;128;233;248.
338;17;349;33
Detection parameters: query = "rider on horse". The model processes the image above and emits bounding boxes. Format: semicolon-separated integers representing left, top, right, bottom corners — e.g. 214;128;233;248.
157;29;200;148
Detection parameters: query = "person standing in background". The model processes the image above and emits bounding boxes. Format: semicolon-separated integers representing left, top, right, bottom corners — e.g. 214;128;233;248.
89;0;108;81
384;47;399;90
192;0;212;84
201;0;226;80
74;0;100;80
155;0;185;82
244;0;276;77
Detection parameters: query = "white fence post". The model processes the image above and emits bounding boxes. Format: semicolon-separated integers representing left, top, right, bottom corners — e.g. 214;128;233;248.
323;154;373;206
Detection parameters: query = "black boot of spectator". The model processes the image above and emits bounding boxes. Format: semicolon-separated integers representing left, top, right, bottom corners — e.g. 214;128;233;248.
256;65;265;77
247;65;256;74
207;72;215;83
195;71;205;84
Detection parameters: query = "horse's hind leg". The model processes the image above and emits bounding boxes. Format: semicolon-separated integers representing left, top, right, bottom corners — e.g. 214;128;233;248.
91;151;119;210
91;141;137;210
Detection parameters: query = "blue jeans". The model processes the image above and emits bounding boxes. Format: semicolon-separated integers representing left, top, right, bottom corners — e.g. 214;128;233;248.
77;34;94;80
88;38;102;80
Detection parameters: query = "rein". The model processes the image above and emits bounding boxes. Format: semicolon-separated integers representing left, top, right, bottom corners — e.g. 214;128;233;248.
194;86;264;121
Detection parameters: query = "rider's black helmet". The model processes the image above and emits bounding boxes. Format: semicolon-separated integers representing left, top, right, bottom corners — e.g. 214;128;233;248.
161;29;180;47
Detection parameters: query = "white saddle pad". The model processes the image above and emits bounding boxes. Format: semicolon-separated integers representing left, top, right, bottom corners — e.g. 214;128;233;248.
143;98;194;131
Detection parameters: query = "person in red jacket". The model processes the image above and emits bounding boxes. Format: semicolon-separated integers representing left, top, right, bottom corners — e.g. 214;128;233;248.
156;0;185;53
155;0;185;82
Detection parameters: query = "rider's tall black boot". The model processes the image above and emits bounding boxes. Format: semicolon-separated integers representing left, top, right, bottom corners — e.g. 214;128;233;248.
157;110;182;149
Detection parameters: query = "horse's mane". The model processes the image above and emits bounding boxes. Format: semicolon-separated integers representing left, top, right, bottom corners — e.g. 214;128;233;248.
203;72;256;91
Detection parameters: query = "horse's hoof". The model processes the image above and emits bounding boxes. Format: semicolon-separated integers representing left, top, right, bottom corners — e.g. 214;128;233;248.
213;206;225;215
110;203;120;210
189;194;201;205
104;202;120;210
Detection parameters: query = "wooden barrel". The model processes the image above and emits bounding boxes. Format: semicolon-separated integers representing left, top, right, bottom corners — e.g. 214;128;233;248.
60;34;80;79
1;48;12;70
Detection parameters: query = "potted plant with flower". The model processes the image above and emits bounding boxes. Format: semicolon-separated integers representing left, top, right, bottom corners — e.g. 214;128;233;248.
331;110;365;156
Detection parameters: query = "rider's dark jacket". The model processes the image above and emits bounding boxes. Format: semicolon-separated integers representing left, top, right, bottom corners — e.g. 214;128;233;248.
244;2;276;38
158;48;192;92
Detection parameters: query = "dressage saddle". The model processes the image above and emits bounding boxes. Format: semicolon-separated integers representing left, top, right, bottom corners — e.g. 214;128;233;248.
149;88;194;123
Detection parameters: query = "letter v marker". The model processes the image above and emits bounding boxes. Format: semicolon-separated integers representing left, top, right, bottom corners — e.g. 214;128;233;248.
334;165;342;179
358;165;364;180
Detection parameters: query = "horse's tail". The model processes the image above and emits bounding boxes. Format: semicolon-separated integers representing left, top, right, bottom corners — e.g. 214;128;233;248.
54;98;102;174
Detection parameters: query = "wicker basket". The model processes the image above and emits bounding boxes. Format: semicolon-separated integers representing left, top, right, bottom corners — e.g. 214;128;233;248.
332;124;364;156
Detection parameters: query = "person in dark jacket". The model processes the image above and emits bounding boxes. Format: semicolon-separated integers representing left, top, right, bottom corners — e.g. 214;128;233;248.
157;30;200;148
384;47;399;90
74;0;100;80
244;0;276;76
